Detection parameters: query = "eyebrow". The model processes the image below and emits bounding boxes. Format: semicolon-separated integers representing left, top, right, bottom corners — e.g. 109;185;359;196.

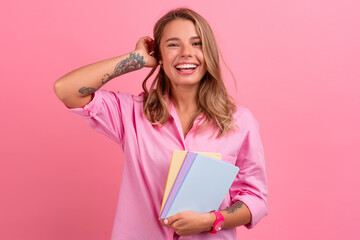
165;36;201;43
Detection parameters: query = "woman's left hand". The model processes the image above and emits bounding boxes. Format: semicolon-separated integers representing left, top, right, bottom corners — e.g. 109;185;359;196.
161;210;215;236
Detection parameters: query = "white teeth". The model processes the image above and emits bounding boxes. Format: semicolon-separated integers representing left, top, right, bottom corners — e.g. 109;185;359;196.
175;64;197;69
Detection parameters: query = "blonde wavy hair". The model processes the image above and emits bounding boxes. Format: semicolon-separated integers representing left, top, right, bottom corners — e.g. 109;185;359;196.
142;8;236;137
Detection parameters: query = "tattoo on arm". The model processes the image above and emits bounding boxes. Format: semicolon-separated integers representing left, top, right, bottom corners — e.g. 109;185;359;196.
78;52;146;95
225;201;244;214
78;87;97;95
112;52;146;78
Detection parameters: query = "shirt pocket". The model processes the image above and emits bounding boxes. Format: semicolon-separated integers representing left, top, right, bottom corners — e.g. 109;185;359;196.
218;155;237;211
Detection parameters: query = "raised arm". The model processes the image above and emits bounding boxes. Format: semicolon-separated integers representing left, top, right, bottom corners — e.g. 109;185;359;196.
54;36;157;108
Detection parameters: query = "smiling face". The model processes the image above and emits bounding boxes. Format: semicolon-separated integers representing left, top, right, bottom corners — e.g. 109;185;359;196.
159;19;207;90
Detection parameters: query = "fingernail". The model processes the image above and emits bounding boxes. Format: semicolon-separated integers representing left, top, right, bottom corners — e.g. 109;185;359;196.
164;219;168;224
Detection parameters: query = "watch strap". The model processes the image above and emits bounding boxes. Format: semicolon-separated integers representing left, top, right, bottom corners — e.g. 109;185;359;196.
208;211;224;234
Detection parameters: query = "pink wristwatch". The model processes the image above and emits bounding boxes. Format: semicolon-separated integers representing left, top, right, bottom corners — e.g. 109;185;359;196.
208;211;224;234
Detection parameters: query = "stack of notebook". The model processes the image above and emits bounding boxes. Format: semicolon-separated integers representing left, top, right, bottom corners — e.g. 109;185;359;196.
159;150;239;219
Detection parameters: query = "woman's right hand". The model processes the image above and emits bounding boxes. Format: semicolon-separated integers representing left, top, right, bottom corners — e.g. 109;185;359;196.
135;36;158;68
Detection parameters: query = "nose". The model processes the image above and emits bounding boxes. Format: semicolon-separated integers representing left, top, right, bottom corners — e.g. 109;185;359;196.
181;43;193;57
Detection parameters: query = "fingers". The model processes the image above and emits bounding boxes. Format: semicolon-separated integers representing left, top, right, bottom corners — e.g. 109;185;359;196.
161;214;194;236
161;211;209;236
161;212;187;230
136;36;154;53
144;36;154;45
135;36;158;68
145;38;155;55
163;218;190;237
163;214;179;226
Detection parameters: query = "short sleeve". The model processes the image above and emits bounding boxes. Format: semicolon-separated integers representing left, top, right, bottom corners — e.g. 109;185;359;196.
230;109;268;229
68;89;133;145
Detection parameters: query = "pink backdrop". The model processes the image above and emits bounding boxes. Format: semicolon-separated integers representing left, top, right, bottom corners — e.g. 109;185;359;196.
1;0;359;239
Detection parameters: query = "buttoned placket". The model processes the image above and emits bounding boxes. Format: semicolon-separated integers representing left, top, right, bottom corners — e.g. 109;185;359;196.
167;98;202;151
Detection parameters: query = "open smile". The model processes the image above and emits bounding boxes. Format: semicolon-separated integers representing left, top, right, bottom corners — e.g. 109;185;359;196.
174;63;199;75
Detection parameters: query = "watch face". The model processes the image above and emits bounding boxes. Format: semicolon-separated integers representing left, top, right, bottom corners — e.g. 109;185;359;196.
215;220;224;231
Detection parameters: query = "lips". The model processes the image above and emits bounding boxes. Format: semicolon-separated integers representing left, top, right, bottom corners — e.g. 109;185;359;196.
174;63;198;74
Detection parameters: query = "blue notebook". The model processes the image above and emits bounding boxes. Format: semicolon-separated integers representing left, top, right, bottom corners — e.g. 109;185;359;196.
161;152;239;219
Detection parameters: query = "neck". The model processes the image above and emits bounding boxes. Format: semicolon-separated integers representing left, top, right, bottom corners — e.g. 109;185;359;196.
170;84;199;114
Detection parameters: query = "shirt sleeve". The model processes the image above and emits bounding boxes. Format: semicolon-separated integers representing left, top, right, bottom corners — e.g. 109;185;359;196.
230;109;268;229
67;89;132;145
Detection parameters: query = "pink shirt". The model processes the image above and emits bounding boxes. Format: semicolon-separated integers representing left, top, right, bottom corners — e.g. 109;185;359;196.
69;89;268;240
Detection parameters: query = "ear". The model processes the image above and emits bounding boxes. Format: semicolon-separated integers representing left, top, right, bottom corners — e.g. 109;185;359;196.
157;50;162;64
158;53;163;66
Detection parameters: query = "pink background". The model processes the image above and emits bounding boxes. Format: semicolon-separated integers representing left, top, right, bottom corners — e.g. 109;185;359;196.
1;0;359;239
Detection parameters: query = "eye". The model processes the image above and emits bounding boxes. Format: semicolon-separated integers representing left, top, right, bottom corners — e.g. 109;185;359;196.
193;41;202;46
167;43;179;47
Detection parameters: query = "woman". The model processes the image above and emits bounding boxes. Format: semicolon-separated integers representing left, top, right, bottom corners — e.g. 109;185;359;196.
54;8;267;240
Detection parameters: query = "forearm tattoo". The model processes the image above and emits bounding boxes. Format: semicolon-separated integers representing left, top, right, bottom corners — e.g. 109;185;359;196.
225;201;244;214
78;52;146;95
